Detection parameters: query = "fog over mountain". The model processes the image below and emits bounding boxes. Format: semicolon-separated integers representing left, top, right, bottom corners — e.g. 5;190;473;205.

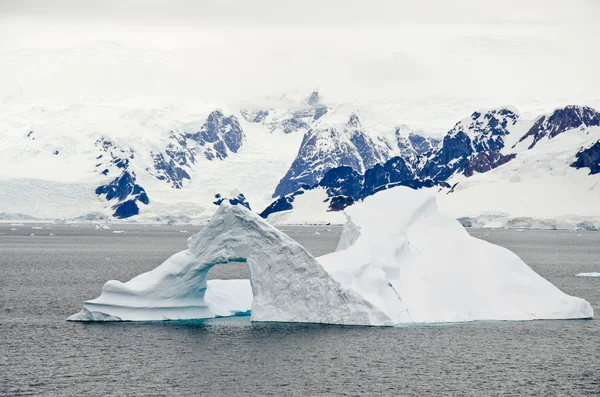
1;0;599;123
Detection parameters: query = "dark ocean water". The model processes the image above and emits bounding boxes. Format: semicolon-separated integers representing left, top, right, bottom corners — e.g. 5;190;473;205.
1;224;599;396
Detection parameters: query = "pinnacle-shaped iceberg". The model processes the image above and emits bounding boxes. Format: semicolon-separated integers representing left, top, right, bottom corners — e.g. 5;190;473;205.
322;188;592;323
69;187;593;325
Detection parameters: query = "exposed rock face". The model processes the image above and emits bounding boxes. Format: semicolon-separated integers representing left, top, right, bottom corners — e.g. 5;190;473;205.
326;195;355;212
94;138;149;218
419;108;519;181
462;152;516;177
147;110;245;189
571;141;600;175
95;169;149;219
362;157;416;197
260;187;309;218
149;133;193;189
273;112;392;197
185;110;245;160
396;129;440;164
318;166;364;199
213;193;251;210
518;105;600;149
263;108;519;218
264;156;445;217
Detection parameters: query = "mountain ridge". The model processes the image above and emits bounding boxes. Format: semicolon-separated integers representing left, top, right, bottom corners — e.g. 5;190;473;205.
1;97;599;228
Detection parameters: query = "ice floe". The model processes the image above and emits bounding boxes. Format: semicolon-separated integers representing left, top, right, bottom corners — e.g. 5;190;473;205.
576;273;600;278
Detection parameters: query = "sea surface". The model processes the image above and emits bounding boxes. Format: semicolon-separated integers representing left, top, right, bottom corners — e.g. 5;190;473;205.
1;224;599;396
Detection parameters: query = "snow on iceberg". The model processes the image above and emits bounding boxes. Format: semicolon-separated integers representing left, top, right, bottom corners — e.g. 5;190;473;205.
69;187;593;325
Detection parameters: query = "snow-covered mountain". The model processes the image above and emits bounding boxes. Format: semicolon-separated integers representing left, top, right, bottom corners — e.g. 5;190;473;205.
0;99;306;221
263;104;600;229
1;95;599;229
273;104;441;197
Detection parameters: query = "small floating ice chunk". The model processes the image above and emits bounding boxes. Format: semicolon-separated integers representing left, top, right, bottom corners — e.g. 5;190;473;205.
576;273;600;278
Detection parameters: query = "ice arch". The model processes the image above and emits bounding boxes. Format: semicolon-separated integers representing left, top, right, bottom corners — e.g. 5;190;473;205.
68;203;392;324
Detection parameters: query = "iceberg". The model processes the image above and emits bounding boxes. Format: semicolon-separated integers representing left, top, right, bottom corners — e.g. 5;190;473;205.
69;187;593;325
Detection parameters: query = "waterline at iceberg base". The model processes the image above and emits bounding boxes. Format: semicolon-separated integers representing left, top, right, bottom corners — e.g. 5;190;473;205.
68;187;593;325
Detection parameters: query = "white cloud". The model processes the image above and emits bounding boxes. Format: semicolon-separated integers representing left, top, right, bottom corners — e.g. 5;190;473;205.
1;0;598;116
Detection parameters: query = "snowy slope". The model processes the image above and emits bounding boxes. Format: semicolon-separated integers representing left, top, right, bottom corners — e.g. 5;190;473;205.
0;99;303;221
438;121;600;229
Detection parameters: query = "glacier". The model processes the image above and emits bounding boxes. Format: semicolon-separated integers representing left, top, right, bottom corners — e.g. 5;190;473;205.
69;187;593;325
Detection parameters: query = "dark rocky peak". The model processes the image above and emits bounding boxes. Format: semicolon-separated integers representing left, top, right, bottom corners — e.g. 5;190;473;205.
348;113;361;128
273;109;391;197
571;141;600;175
213;193;251;210
418;108;519;182
185;110;245;160
447;108;518;142
95;170;149;219
103;109;247;207
306;90;322;107
517;105;600;149
148;110;245;189
93;138;149;218
147;132;194;189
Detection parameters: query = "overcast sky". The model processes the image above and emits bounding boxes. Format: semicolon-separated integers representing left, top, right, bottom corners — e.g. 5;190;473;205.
1;0;599;113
